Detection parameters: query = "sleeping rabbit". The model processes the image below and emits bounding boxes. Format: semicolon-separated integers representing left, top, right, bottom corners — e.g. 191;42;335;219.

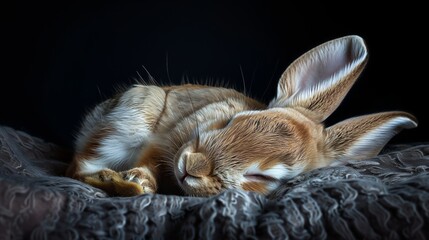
66;35;417;197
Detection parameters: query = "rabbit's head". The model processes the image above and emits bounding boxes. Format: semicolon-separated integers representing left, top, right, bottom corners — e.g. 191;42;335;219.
173;35;417;197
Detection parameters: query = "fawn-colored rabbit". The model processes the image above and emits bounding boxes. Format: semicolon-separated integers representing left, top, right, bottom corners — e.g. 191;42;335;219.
66;35;417;197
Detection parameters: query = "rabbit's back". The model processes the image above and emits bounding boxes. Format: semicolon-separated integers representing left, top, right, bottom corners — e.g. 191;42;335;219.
154;84;264;133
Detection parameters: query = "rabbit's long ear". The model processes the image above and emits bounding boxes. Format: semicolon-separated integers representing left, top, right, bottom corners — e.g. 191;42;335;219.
324;111;417;161
269;35;368;122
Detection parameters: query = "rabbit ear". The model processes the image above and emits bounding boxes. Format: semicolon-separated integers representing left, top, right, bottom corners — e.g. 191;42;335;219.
324;111;417;161
269;35;368;122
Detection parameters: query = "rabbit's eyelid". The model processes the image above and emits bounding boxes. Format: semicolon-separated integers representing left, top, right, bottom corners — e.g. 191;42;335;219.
244;162;306;181
244;163;287;180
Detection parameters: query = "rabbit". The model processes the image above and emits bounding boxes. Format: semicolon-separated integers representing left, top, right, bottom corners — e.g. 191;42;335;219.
65;35;417;197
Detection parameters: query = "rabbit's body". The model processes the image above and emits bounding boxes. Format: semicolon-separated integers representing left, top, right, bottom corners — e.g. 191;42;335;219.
67;85;265;195
66;36;417;197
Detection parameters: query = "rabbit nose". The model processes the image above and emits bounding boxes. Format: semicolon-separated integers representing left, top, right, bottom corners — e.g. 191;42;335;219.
184;152;212;178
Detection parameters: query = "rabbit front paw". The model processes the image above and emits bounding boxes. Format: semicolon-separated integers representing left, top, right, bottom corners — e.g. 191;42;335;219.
119;167;157;195
83;167;156;196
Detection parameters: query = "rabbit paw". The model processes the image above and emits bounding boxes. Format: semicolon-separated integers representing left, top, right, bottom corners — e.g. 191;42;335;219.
119;167;157;195
83;167;156;196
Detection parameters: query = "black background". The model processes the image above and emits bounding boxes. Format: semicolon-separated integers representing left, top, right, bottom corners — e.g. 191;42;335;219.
3;1;427;149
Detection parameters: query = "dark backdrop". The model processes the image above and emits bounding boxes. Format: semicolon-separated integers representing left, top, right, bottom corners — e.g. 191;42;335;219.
3;1;427;148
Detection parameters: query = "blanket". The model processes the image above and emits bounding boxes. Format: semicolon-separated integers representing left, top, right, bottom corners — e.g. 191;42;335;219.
1;125;428;239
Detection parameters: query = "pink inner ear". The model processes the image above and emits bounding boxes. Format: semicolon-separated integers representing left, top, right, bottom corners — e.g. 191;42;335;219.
296;40;356;92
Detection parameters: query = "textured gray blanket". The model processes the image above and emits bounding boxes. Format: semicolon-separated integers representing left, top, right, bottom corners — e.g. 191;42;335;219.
1;125;428;239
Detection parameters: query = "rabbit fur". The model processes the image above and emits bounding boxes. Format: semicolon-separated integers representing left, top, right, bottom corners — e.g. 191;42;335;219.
66;35;417;197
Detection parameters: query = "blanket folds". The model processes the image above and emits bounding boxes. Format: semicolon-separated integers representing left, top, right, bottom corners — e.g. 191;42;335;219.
1;126;428;239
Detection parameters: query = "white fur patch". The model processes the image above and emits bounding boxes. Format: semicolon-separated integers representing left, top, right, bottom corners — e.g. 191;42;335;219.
75;93;155;175
183;176;200;187
80;160;107;175
79;132;149;175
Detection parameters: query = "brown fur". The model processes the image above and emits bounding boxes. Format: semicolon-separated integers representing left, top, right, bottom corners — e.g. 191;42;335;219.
241;182;268;194
185;153;213;177
66;35;417;197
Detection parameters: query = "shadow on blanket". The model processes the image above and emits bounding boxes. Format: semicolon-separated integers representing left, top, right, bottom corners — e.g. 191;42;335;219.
1;125;428;239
